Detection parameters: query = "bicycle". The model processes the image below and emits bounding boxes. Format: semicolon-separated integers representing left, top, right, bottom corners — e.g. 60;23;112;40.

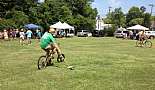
136;39;152;48
37;50;65;70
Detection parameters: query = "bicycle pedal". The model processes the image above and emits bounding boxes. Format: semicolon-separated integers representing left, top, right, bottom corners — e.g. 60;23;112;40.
51;56;54;59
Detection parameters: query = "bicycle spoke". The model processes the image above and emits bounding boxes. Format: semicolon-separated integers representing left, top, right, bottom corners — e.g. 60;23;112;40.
145;41;152;48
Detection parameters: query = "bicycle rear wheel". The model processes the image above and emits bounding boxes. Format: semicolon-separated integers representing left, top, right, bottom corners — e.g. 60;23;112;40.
144;41;152;48
136;40;142;47
38;56;47;70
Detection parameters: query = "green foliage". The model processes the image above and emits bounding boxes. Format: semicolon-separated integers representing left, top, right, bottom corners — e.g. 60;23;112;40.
10;11;29;28
0;10;29;29
103;25;116;36
0;0;97;30
126;7;143;26
0;0;16;17
0;19;16;30
104;13;113;24
151;16;155;21
128;18;144;26
105;8;126;27
143;13;151;28
105;6;152;28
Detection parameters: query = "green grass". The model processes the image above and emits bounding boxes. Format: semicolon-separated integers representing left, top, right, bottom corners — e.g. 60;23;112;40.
1;37;155;90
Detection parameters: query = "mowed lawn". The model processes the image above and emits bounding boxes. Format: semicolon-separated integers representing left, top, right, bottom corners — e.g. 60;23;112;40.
1;37;155;90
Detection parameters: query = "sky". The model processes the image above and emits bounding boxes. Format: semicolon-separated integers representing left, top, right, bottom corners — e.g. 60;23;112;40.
92;0;155;17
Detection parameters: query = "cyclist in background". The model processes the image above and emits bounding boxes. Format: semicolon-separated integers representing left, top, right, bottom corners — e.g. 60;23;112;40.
138;30;147;45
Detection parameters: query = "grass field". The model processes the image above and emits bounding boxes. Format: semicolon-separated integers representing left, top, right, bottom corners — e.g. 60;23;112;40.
1;37;155;90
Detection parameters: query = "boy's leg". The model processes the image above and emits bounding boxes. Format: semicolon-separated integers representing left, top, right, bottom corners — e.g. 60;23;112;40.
43;48;53;65
44;45;51;57
51;43;62;55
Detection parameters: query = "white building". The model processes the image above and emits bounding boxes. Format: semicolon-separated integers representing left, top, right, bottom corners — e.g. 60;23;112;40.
96;16;112;30
38;0;45;3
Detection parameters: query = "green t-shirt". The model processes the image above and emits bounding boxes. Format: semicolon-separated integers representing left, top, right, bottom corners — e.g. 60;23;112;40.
40;32;55;49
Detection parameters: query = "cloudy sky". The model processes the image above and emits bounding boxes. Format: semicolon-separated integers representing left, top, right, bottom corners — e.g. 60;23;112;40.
92;0;155;17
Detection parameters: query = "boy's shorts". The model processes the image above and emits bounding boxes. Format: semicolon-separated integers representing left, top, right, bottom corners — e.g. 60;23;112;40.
44;44;55;50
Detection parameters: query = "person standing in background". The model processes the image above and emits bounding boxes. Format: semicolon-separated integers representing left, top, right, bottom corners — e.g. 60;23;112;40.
26;29;33;45
19;29;25;45
36;29;42;41
12;29;16;39
3;29;9;40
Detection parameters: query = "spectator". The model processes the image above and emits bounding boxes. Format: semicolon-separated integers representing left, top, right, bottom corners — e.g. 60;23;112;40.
19;29;25;45
36;29;42;41
12;29;16;39
3;29;9;40
129;30;133;39
9;29;13;40
26;30;33;45
0;31;3;39
16;29;20;38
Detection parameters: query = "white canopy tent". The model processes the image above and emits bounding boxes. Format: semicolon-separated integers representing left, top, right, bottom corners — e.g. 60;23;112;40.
117;27;127;31
50;21;75;37
50;21;74;30
62;22;74;30
62;22;75;37
50;21;64;29
127;24;149;30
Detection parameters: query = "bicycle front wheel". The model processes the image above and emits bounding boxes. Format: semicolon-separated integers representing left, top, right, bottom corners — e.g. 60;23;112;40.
57;54;65;62
38;56;47;70
144;41;152;48
136;40;142;47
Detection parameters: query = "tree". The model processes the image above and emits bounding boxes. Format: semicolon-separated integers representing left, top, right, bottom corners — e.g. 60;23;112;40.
63;0;97;30
128;18;144;25
126;6;151;28
126;6;143;26
0;0;97;30
143;13;151;28
0;0;16;18
104;7;126;27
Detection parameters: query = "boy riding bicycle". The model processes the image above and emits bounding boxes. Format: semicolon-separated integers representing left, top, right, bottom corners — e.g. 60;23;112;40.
138;30;147;45
40;26;62;65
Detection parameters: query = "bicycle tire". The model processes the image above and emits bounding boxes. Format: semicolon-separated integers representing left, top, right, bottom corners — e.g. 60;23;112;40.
38;56;47;70
136;40;142;47
145;41;152;48
57;54;65;62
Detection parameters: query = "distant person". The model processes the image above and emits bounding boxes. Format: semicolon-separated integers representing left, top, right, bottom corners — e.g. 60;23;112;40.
123;32;127;39
133;31;137;40
12;29;16;39
9;29;13;40
16;29;20;38
0;32;3;39
129;31;133;39
26;30;33;45
60;31;65;37
138;30;147;45
3;29;9;40
19;29;25;45
36;29;42;41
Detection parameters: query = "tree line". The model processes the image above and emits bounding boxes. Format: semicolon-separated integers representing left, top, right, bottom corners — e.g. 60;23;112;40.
0;0;98;31
0;0;154;32
104;6;153;29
